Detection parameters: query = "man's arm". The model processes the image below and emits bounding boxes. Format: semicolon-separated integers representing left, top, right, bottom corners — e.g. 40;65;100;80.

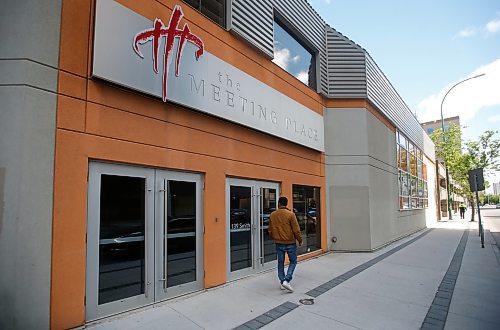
290;214;302;245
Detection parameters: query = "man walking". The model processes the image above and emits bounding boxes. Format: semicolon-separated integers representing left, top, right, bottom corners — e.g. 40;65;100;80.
268;196;302;292
459;202;467;219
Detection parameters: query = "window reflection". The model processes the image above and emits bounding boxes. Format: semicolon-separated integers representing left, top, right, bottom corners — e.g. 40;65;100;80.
396;131;428;210
293;185;320;255
273;19;316;89
98;175;145;304
166;181;197;288
229;186;252;271
183;0;226;28
260;188;277;263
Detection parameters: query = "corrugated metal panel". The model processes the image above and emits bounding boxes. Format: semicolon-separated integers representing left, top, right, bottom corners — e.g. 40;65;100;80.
230;0;274;58
325;26;366;98
229;0;328;95
229;0;432;155
271;0;328;95
365;54;425;151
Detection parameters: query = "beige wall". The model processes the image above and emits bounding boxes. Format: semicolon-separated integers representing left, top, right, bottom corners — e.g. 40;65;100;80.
325;104;431;251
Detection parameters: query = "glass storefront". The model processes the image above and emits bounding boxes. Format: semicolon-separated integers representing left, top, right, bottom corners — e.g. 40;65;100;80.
292;185;321;255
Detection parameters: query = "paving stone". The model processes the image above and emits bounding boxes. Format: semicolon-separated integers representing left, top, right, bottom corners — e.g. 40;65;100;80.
264;309;283;319
426;310;447;321
243;319;263;330
436;291;452;299
424;317;445;327
433;297;450;308
306;290;322;297
315;286;329;293
282;302;298;310
255;315;273;325
421;322;443;330
233;325;252;330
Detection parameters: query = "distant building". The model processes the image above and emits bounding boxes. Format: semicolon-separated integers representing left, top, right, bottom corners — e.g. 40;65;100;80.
493;182;500;195
421;116;461;137
420;116;464;218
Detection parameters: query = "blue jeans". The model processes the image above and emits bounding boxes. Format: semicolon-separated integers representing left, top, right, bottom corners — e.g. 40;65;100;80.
276;243;297;283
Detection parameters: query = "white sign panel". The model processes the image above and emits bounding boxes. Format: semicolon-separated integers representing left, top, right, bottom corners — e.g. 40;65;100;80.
93;0;324;151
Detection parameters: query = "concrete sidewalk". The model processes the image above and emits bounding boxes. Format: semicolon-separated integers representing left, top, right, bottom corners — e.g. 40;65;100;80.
86;219;500;330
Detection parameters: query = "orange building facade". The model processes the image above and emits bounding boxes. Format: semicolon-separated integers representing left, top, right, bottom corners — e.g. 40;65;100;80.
52;0;326;328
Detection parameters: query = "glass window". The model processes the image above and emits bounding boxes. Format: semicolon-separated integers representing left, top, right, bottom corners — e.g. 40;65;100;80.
410;155;417;176
400;148;408;172
229;186;252;271
399;133;407;148
166;181;197;287
403;197;410;209
417;160;423;179
418;179;424;197
397;145;401;169
411;197;418;209
183;0;226;28
396;130;428;210
98;175;146;304
401;172;409;197
273;18;317;90
292;185;320;255
410;176;417;197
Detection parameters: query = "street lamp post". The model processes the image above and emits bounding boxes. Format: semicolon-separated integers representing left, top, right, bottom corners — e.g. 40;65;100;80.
440;73;485;220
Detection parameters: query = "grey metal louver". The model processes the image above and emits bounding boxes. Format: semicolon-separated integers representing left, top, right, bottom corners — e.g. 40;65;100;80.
230;0;328;95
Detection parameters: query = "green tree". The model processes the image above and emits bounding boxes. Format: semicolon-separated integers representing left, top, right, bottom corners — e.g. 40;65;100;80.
431;125;500;220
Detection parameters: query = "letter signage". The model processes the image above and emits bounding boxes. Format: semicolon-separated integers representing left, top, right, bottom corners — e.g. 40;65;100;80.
92;0;324;151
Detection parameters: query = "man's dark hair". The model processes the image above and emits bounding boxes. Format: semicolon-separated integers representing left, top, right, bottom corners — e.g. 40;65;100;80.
278;196;288;207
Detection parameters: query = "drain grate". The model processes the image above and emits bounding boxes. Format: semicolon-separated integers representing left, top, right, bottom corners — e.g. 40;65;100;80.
299;298;314;305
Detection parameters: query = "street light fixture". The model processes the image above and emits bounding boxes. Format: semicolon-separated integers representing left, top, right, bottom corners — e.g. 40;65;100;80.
440;73;485;220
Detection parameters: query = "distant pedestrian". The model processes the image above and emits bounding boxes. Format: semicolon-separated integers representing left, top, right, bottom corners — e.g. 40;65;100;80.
268;196;302;292
459;203;467;219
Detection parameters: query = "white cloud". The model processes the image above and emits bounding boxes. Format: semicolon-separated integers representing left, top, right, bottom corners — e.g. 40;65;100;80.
272;47;292;70
486;19;500;33
488;114;500;123
296;70;309;84
455;28;476;38
454;18;500;39
417;58;500;124
273;47;301;71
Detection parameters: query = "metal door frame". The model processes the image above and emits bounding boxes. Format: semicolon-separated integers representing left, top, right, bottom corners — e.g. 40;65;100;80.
226;178;279;281
154;170;204;300
86;162;204;321
86;162;155;321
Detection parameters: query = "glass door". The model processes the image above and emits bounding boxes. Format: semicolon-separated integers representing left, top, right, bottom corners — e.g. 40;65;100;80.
86;163;155;320
87;163;203;321
260;187;278;268
155;171;203;300
226;178;278;280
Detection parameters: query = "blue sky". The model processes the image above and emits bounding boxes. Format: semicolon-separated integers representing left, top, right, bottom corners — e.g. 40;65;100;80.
308;0;500;189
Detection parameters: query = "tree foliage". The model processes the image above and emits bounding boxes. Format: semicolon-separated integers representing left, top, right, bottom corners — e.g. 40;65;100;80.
430;124;500;219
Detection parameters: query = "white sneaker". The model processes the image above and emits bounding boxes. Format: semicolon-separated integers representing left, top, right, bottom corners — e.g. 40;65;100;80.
280;283;286;290
282;281;293;292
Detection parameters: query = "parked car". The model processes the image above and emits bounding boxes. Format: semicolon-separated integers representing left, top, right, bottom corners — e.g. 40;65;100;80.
496;204;500;209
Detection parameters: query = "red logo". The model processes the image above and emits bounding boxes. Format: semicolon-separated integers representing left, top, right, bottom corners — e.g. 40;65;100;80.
133;5;204;102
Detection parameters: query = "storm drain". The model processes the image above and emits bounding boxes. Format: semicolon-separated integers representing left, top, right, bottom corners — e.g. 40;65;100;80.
299;298;314;305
